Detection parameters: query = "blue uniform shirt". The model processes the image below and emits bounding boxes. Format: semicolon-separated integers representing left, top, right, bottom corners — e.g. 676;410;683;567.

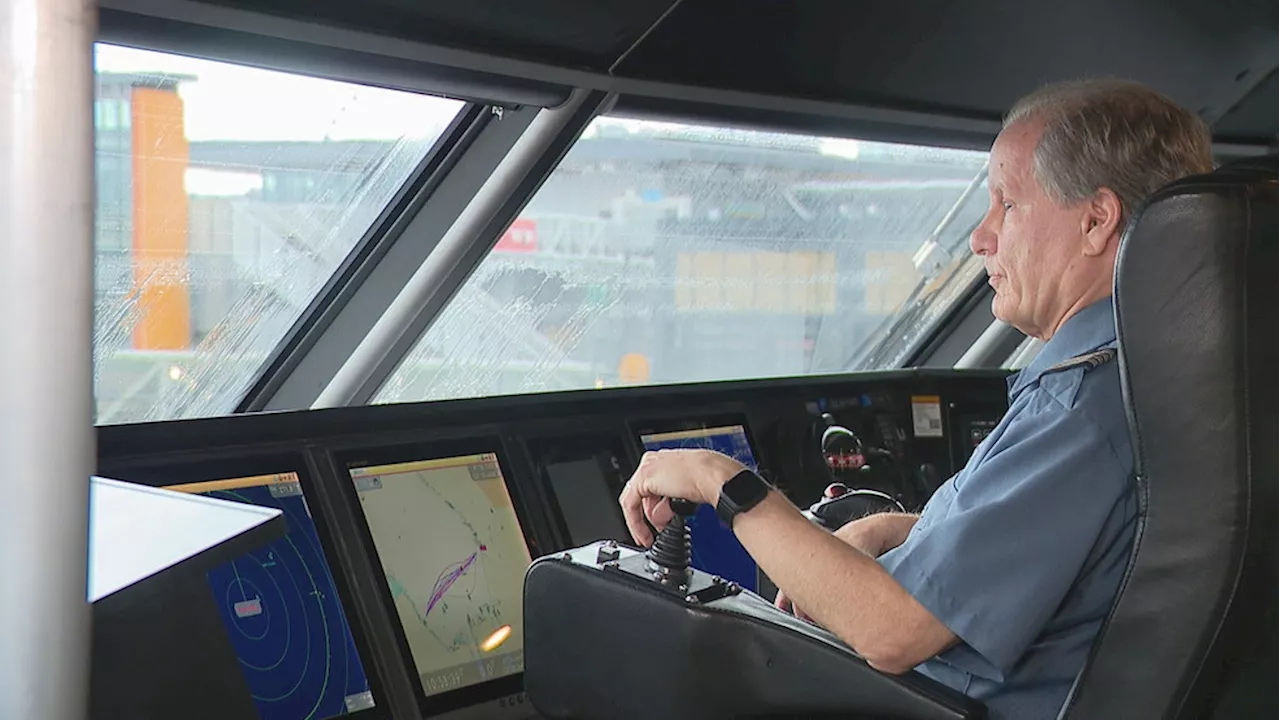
877;297;1138;719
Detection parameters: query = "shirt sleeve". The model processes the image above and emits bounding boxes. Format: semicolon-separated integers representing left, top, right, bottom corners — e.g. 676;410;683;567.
876;391;1131;681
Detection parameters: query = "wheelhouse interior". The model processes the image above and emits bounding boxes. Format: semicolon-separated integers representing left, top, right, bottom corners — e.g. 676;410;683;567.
2;1;1276;719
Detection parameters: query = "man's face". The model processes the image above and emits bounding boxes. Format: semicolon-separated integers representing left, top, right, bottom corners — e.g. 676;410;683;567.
969;120;1089;339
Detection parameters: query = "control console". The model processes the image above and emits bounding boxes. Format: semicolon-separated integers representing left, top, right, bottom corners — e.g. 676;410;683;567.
523;500;986;720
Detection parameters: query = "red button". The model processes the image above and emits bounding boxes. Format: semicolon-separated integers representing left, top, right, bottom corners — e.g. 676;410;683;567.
824;482;850;498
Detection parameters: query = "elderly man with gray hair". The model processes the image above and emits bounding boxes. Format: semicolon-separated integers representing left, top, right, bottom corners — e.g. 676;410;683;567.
618;78;1215;719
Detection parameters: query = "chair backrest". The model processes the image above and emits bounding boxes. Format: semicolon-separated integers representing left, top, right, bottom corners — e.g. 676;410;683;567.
1060;156;1278;718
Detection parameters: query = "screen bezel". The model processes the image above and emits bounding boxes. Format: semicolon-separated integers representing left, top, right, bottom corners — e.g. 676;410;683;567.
96;450;387;720
520;430;634;548
629;412;765;471
330;436;538;718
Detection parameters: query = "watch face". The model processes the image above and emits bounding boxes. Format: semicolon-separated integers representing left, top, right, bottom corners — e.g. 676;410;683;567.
724;470;768;507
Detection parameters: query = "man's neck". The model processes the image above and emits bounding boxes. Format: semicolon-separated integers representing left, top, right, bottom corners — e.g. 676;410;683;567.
1042;285;1113;341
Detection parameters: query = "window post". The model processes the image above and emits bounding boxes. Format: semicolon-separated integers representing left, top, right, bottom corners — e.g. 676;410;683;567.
0;0;96;717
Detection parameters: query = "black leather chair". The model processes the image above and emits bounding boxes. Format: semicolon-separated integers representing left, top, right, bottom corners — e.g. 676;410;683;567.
1059;156;1278;718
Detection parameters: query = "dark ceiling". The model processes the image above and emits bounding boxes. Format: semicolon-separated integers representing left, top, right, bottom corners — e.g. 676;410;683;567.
102;0;1278;150
211;0;677;69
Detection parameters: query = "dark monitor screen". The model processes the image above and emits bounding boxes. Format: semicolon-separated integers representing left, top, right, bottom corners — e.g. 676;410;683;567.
169;472;374;719
530;434;632;546
347;453;531;698
638;424;760;591
545;457;629;544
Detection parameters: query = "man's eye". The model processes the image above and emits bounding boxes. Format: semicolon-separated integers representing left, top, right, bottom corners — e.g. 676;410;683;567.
1002;201;1014;211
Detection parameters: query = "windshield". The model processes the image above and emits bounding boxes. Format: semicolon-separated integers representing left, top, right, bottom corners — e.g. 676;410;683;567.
375;116;990;404
92;43;464;424
849;163;991;369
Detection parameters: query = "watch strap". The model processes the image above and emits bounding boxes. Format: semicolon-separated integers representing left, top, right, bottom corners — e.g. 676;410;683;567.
715;469;771;527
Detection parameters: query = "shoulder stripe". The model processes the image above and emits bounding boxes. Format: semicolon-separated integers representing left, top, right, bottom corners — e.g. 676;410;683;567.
1045;348;1117;374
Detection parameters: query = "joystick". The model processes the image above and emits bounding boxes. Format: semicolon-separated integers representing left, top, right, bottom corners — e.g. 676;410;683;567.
587;497;740;603
645;498;697;588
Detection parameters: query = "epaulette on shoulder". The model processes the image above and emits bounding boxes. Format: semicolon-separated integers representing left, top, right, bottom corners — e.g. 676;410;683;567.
1044;347;1117;375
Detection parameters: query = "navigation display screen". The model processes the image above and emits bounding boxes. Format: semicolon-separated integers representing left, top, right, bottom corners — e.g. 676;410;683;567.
347;453;531;698
639;424;761;591
169;472;374;719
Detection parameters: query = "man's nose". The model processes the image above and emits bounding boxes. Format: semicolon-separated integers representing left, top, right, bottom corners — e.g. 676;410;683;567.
969;223;995;256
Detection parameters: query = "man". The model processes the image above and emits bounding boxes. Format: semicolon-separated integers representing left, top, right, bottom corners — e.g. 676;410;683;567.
618;79;1214;719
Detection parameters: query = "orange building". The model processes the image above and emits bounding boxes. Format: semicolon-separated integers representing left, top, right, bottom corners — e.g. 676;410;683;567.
95;72;192;351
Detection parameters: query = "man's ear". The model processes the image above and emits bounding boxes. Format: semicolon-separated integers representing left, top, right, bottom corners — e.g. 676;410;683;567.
1081;188;1123;256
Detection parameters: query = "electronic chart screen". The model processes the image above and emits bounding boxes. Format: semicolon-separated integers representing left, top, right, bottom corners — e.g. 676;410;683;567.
639;424;761;591
168;472;375;719
347;453;532;698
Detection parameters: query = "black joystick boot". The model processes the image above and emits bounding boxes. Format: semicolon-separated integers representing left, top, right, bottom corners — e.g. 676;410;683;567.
603;496;741;604
645;497;697;589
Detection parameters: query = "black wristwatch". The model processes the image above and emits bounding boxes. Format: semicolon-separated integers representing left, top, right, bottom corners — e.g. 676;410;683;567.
715;469;773;527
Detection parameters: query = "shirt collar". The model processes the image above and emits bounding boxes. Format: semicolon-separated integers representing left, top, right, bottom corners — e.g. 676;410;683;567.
1007;296;1118;398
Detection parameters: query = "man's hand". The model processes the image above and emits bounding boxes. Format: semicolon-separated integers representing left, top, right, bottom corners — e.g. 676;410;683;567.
774;512;919;617
619;449;745;547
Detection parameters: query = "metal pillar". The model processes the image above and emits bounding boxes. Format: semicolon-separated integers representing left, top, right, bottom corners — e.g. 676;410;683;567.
0;0;97;717
954;319;1015;369
314;90;608;408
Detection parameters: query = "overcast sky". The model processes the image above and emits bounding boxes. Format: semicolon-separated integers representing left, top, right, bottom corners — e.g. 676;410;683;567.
95;43;465;142
93;41;984;196
91;43;866;152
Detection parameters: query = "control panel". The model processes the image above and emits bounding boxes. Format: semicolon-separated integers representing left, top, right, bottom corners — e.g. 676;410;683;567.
94;368;1009;719
523;503;987;719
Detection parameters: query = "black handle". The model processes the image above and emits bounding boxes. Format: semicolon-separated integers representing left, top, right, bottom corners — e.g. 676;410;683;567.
669;497;698;517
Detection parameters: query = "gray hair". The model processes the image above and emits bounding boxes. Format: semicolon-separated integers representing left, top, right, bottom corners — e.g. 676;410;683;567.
1005;78;1214;226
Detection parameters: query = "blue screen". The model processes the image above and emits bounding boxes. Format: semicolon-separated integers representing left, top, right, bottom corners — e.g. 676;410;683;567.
177;474;374;719
639;425;759;591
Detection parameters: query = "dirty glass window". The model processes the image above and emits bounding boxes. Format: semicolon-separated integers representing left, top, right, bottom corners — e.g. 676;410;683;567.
93;43;464;423
375;117;989;404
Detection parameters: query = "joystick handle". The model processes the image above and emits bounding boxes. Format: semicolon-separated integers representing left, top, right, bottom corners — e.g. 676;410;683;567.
669;497;698;517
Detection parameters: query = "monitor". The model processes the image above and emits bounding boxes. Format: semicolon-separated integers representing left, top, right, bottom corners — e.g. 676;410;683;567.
346;452;532;701
545;458;629;544
168;472;375;719
638;424;761;591
528;434;632;546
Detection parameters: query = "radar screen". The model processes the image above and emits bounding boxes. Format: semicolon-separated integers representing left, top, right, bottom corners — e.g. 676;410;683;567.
169;472;375;719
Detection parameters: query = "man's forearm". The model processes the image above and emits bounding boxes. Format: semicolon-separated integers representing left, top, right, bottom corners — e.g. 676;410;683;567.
733;491;955;673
